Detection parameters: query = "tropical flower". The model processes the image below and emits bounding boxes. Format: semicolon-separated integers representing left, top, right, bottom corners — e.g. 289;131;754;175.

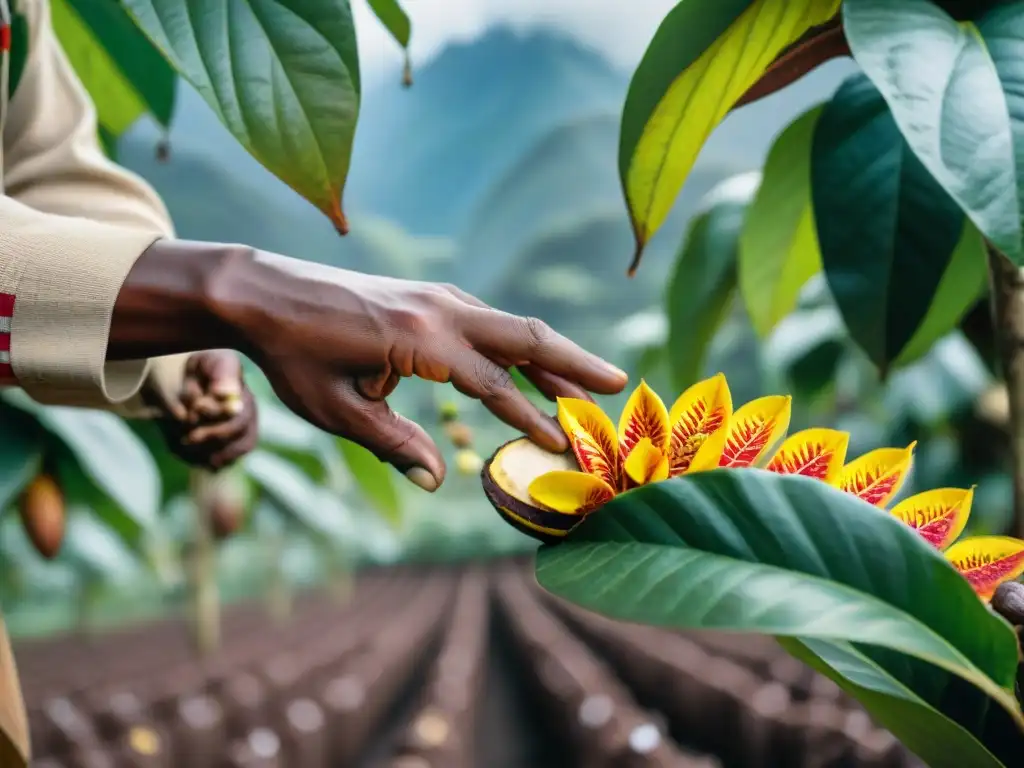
523;372;1024;602
528;373;787;514
888;487;1024;600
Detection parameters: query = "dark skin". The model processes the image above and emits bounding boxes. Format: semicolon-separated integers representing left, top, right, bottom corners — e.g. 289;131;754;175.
144;350;259;471
112;240;628;489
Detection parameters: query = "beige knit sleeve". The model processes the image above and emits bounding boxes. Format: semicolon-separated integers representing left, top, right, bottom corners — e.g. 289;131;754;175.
1;0;188;412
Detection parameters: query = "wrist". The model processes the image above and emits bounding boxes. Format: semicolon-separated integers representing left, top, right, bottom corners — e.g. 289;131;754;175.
109;239;253;360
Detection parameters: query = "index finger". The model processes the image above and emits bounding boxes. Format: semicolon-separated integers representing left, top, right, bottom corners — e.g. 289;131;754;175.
462;309;628;395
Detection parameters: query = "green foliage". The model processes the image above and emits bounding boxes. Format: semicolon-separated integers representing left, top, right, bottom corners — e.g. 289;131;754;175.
739;104;821;338
53;0;176;130
244;450;356;542
3;390;159;536
121;0;360;230
337;439;401;528
811;73;982;372
0;413;43;513
619;0;838;258
844;0;1022;263
536;469;1024;766
665;173;755;391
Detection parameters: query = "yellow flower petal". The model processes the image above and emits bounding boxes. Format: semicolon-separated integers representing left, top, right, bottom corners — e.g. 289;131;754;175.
528;470;617;515
623;437;670;487
618;379;670;460
666;373;733;476
839;443;916;508
945;536;1024;601
556;397;619;489
889;487;974;551
690;395;792;471
765;428;850;484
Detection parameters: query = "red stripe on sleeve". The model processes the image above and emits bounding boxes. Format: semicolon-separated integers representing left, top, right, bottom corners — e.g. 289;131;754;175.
0;25;10;53
0;292;15;384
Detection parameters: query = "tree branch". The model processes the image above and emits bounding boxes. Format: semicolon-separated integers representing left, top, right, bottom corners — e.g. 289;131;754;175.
986;242;1024;540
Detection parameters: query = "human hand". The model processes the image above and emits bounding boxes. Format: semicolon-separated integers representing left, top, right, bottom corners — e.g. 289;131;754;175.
212;250;628;491
148;350;259;471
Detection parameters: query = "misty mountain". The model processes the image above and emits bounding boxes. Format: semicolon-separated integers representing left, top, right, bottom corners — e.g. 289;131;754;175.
348;28;629;236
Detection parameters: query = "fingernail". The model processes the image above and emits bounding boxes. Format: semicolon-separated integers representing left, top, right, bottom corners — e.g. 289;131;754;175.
405;467;439;492
603;361;628;380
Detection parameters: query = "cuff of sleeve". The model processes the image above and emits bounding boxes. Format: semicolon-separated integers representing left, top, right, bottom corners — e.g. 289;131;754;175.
113;352;190;419
2;215;163;408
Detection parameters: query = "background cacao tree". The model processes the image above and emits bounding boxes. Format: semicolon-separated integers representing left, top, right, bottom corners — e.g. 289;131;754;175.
536;1;1024;766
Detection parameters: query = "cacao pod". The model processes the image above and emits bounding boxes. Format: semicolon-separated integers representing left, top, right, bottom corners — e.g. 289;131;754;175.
18;474;65;559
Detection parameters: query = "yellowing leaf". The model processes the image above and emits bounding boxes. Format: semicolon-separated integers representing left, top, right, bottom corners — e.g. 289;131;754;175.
765;428;849;484
623;438;670;487
691;395;792;471
622;0;841;260
667;373;733;476
839;444;916;508
945;536;1024;601
889;487;974;551
528;471;616;516
556;398;619;489
618;379;670;458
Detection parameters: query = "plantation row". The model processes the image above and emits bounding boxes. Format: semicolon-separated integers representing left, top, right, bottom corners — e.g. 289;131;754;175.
13;560;923;767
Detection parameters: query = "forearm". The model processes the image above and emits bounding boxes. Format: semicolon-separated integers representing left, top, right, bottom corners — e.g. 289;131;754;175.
108;240;252;362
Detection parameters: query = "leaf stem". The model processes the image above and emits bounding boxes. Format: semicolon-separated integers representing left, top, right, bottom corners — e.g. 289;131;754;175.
986;242;1024;539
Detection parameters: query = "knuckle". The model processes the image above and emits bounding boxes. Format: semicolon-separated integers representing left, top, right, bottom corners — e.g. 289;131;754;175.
389;307;434;336
522;316;551;350
476;362;515;399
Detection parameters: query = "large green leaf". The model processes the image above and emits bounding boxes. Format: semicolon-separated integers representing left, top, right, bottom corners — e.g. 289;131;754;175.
535;469;1024;753
812;74;977;372
122;0;361;232
0;407;44;513
257;400;342;484
893;222;988;367
59;0;176;126
783;638;1006;768
244;450;355;541
337;438;401;527
51;0;145;135
62;506;139;580
844;0;1021;262
2;390;159;531
665;173;757;391
977;3;1024;262
619;0;838;265
739;105;822;337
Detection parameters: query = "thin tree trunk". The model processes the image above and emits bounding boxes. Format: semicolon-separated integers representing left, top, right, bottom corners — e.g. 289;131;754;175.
266;535;292;624
190;470;221;656
986;243;1024;539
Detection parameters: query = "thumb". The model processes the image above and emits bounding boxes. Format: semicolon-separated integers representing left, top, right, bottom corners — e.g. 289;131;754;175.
338;385;446;492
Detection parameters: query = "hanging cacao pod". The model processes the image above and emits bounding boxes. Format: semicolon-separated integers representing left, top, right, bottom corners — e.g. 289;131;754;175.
18;474;65;559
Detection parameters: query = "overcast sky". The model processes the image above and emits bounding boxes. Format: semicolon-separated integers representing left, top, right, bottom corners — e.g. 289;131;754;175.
353;0;679;82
